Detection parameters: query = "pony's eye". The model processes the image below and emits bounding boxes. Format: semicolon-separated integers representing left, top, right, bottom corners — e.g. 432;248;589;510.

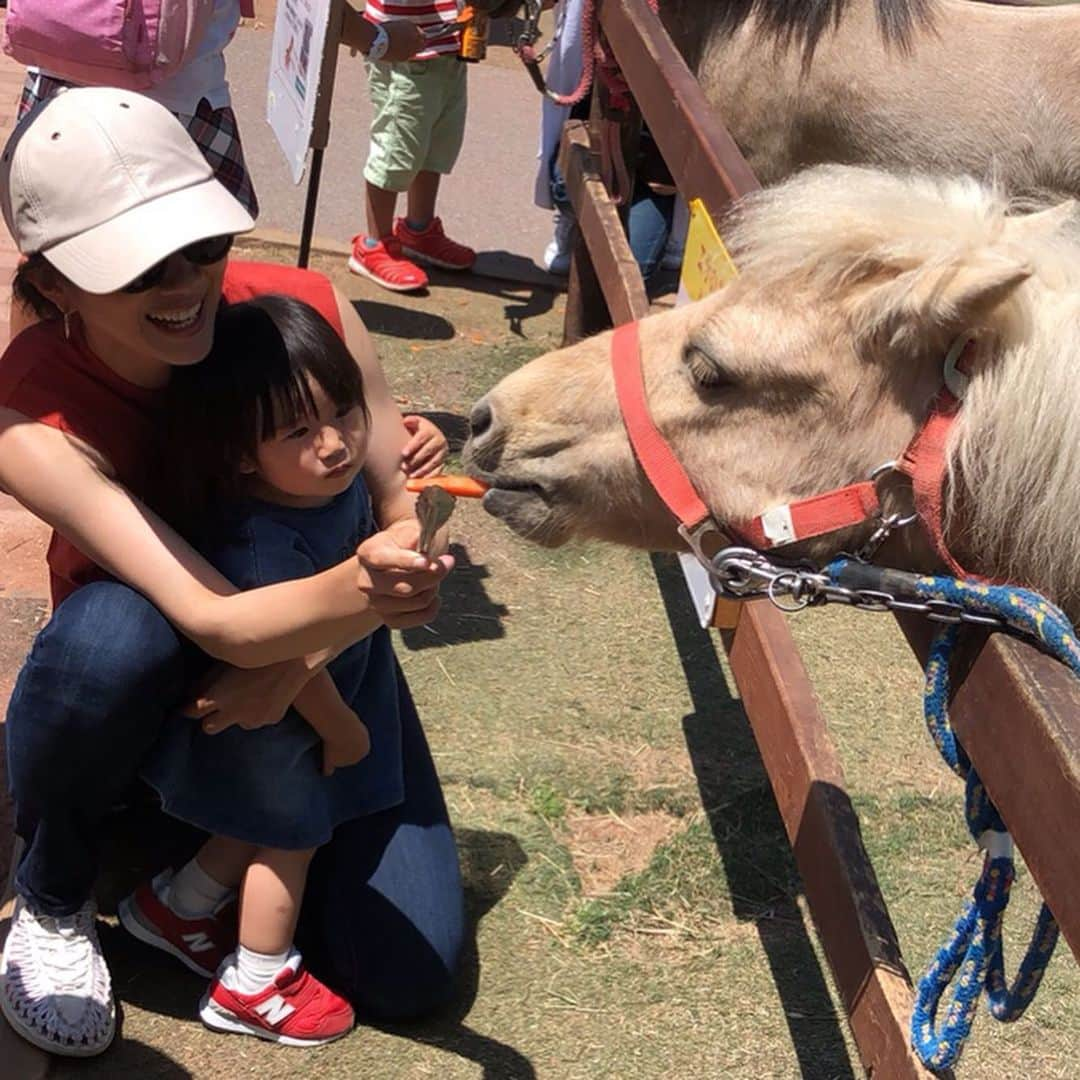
682;343;734;389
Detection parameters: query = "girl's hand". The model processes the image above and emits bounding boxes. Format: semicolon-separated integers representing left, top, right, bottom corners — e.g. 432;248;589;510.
183;660;310;734
401;415;448;478
356;517;454;628
321;712;371;776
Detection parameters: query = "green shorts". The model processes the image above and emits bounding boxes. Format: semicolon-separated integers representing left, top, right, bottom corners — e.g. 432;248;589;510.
363;55;468;192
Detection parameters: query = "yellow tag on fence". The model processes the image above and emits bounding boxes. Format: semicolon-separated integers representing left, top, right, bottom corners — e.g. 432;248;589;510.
679;198;739;301
676;198;742;630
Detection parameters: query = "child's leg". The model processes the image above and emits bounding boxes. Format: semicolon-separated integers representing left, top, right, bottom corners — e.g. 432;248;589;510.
239;847;315;955
365;181;398;242
405;171;440;230
176;835;257;907
201;844;355;1045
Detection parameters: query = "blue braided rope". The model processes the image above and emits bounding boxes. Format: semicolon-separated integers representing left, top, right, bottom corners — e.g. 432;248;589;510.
826;560;1069;1070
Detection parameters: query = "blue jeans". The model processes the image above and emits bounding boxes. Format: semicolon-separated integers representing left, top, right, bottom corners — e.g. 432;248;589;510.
550;157;674;283
5;581;465;1018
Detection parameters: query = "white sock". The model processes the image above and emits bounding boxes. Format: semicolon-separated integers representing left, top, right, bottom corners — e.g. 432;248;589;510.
232;944;296;995
166;858;234;918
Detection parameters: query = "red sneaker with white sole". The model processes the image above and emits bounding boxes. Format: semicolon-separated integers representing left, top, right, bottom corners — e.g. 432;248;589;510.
347;234;428;292
118;869;236;978
394;217;476;271
199;953;354;1047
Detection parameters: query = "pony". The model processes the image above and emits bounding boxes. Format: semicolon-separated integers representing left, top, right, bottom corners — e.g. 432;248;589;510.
463;167;1080;623
660;0;1080;197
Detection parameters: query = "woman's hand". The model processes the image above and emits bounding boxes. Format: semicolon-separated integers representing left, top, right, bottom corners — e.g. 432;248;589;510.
320;712;372;776
401;415;448;478
182;659;312;734
356;517;454;628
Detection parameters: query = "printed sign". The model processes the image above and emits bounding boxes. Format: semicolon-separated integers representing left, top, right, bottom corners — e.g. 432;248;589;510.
675;198;742;630
267;0;338;184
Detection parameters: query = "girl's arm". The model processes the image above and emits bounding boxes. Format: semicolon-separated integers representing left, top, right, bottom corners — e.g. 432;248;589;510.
335;290;449;546
0;409;450;667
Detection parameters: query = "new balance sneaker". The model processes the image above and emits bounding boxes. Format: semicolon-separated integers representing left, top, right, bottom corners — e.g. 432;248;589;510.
199;952;354;1047
394;217;476;271
0;896;115;1057
347;235;429;293
118;869;236;978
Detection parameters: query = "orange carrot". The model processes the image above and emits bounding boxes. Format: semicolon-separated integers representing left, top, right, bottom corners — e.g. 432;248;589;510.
406;475;489;498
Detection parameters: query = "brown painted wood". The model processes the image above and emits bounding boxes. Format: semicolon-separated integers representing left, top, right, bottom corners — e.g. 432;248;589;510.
598;0;761;212
559;122;650;335
899;618;1080;963
726;600;947;1080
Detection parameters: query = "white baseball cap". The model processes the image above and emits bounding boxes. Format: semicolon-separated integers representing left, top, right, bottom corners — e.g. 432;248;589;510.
1;86;254;294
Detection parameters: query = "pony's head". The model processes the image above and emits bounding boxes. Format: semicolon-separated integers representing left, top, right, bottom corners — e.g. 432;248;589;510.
465;166;1080;614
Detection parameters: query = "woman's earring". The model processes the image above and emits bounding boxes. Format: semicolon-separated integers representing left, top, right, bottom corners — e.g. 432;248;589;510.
62;310;71;341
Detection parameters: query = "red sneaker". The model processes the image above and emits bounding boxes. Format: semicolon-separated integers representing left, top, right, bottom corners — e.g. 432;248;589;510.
118;870;236;978
347;234;428;292
394;217;476;271
199;954;354;1047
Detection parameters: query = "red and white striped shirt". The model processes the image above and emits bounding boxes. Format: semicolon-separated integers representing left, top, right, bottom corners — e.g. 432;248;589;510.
365;0;461;60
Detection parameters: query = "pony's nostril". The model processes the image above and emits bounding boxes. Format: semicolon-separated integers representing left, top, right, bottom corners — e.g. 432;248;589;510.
469;399;494;441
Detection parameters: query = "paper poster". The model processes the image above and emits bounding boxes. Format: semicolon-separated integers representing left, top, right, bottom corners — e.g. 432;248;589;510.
267;0;336;184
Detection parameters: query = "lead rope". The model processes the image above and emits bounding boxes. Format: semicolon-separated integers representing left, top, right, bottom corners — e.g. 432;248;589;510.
518;0;660;107
826;560;1068;1071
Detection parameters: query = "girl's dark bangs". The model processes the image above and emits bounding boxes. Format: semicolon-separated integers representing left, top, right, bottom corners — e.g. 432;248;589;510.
257;369;320;440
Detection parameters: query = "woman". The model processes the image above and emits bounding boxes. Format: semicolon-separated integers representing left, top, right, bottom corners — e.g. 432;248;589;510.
0;87;463;1058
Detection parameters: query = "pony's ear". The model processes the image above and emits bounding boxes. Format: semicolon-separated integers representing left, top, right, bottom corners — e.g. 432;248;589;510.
857;249;1031;347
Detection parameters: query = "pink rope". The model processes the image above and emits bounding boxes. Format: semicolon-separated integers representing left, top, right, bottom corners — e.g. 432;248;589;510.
522;0;659;108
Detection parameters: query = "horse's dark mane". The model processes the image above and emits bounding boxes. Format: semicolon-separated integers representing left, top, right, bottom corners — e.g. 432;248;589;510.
674;0;936;56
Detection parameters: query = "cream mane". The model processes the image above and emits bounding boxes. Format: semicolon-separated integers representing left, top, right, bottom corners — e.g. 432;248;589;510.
723;166;1080;608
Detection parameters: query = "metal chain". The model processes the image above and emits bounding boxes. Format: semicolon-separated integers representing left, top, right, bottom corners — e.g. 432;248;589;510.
708;547;1008;629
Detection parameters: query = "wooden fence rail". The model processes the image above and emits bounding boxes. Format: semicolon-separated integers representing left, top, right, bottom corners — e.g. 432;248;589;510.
557;1;1080;1076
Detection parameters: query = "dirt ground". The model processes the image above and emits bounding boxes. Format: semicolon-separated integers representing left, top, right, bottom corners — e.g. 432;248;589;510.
5;244;1078;1079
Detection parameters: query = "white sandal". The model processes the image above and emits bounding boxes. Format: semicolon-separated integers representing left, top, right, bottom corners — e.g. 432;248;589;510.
0;895;115;1057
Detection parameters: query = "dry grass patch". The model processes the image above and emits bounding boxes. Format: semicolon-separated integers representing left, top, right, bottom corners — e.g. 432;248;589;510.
565;811;683;897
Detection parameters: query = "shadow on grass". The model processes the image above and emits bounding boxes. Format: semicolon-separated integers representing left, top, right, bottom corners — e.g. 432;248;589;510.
49;1034;194;1079
418;409;470;453
648;552;858;1080
401;544;508;651
352;272;559;342
373;826;537;1079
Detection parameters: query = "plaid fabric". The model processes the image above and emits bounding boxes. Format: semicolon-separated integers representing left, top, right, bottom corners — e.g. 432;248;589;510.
18;73;259;219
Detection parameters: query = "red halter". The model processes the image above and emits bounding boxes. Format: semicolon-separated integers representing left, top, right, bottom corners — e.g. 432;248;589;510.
610;319;973;571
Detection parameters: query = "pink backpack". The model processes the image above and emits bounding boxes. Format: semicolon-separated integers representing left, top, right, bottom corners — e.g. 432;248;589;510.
2;0;255;90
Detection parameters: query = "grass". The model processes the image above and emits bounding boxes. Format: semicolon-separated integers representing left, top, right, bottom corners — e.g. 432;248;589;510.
48;247;1080;1078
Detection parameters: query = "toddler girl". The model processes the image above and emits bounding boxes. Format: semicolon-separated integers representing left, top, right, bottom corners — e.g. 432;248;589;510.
119;294;425;1046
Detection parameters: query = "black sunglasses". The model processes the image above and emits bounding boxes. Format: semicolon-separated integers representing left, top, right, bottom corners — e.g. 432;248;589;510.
121;234;235;294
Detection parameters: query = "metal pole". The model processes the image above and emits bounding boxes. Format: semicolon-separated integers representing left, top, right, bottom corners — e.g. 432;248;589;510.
297;146;325;269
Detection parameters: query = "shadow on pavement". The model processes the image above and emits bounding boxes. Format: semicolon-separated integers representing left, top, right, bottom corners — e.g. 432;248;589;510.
401;543;508;651
375;826;536;1079
648;552;858;1080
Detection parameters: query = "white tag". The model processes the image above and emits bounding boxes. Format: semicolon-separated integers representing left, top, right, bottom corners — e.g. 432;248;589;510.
678;551;717;628
761;505;796;546
978;829;1014;860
